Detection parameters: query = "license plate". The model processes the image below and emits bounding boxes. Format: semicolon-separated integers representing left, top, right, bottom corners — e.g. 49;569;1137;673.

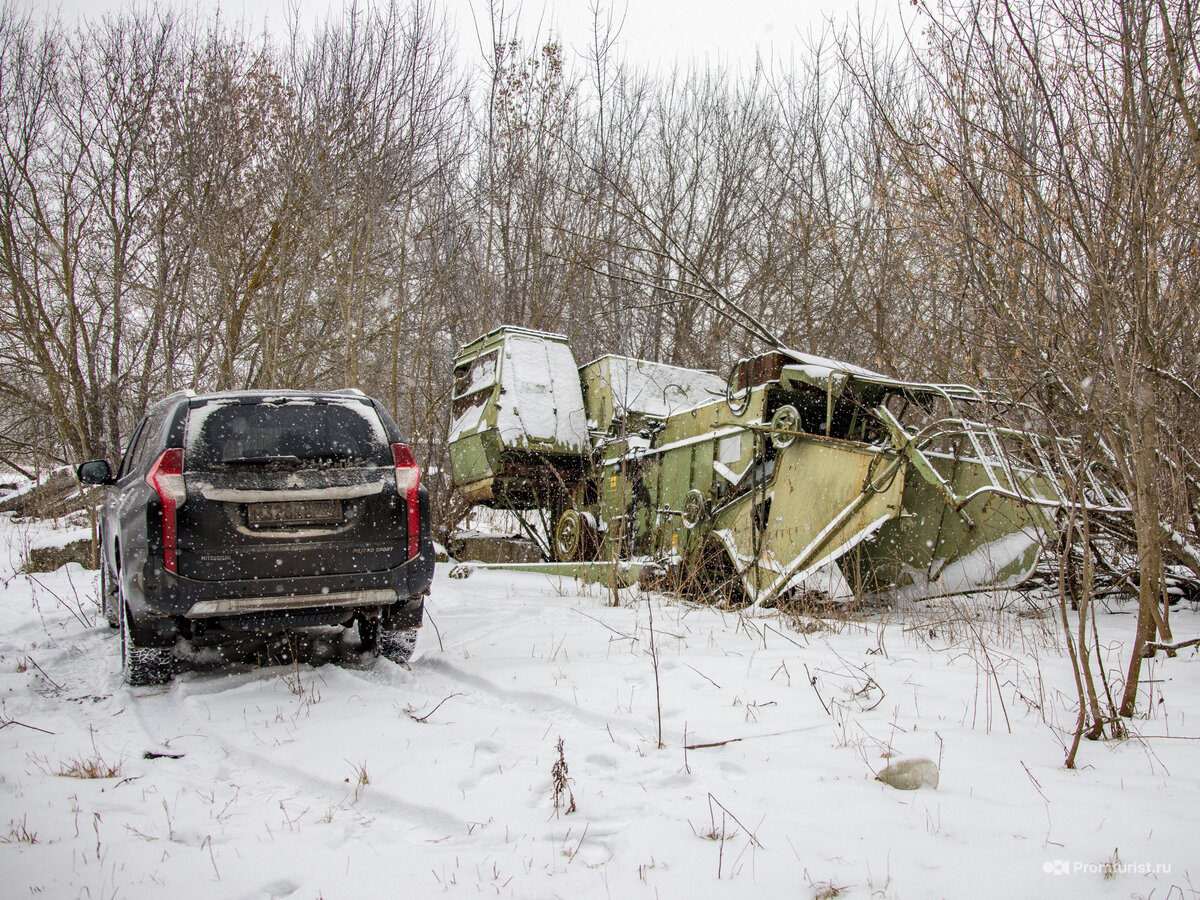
247;499;342;527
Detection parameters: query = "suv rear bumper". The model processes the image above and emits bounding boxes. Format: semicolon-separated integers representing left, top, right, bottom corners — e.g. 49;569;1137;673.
185;587;399;618
128;540;435;645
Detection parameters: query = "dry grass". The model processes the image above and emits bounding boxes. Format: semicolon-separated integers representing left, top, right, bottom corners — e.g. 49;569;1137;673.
30;728;123;779
345;760;370;802
55;751;123;779
1102;848;1121;880
804;869;849;899
811;880;847;899
2;815;38;844
30;749;123;779
278;658;322;717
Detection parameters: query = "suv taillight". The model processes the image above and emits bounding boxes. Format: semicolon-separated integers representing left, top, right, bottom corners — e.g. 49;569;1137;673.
392;443;422;560
146;448;186;572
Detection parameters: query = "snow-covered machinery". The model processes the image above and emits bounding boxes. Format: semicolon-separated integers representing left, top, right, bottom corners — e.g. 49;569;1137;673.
449;328;592;507
448;327;1061;606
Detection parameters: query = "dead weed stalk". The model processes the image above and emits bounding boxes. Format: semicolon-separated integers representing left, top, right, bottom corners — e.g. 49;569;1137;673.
551;736;576;816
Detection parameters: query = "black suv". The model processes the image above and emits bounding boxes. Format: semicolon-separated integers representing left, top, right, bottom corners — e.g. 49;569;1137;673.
77;389;434;684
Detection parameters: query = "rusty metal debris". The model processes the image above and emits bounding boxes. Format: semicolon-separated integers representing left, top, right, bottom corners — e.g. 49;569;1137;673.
448;326;1066;606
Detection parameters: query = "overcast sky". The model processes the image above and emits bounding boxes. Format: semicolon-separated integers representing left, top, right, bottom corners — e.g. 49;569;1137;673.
32;0;897;72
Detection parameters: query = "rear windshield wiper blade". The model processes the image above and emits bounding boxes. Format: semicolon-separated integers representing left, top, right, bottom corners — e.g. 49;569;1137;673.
218;455;303;465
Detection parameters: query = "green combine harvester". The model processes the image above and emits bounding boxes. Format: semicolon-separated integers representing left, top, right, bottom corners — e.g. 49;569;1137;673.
448;326;1062;606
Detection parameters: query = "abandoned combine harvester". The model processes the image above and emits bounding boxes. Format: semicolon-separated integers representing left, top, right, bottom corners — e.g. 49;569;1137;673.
448;326;1061;605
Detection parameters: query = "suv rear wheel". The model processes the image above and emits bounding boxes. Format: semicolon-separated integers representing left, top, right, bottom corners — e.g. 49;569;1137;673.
120;593;173;686
378;628;418;664
357;616;418;664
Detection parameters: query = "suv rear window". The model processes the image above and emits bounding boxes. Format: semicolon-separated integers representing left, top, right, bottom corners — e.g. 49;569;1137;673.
185;398;390;469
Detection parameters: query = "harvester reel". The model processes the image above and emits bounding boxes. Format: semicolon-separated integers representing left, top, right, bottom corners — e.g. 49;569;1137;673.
681;489;707;529
770;404;801;448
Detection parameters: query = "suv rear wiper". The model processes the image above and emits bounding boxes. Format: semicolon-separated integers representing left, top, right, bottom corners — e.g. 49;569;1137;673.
218;455;303;465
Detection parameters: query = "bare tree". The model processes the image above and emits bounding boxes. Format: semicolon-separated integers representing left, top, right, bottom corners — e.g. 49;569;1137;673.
848;0;1200;731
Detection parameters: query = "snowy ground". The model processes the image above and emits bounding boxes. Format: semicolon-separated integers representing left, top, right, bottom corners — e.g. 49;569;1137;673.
1;505;1198;899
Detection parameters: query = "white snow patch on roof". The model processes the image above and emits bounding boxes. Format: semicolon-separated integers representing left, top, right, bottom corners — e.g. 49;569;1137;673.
496;337;590;452
592;356;726;419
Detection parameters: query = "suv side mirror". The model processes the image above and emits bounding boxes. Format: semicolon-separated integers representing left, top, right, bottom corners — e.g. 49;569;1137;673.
77;459;115;485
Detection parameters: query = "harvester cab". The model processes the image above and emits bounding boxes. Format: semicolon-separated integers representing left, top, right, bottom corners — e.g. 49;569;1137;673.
449;327;591;507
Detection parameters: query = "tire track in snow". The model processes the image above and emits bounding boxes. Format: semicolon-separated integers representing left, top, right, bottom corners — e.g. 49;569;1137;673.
411;653;648;740
327;648;679;847
124;666;468;842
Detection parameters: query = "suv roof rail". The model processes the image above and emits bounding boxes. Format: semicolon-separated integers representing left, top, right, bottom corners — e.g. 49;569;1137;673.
156;388;195;407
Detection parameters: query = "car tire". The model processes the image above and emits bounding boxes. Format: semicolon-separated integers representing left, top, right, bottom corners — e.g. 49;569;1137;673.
120;592;172;686
100;561;119;629
378;628;418;664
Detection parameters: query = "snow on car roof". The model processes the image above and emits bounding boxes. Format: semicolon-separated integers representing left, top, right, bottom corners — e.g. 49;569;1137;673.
185;389;374;405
